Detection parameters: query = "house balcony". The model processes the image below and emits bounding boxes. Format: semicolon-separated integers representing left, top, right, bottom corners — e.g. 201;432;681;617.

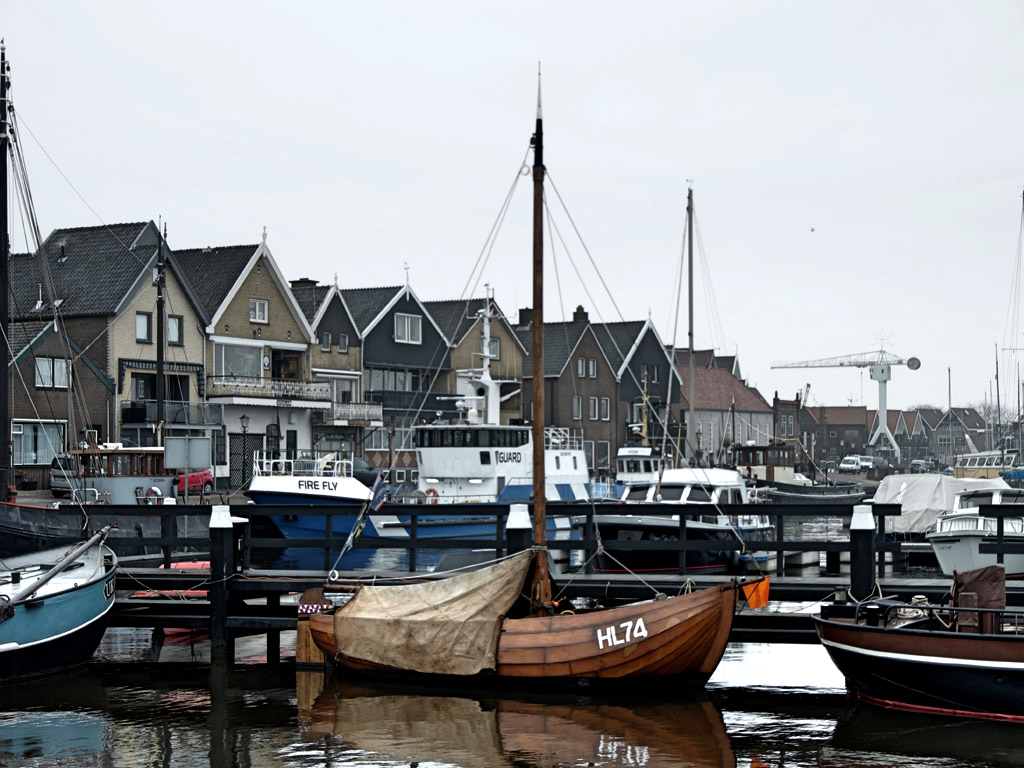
206;376;331;402
365;389;452;414
312;401;384;426
120;399;224;426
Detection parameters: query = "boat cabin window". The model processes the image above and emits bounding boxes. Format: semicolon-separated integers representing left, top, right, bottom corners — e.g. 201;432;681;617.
962;493;994;509
719;489;738;504
687;485;713;503
625;485;650;501
414;428;529;449
658;484;686;501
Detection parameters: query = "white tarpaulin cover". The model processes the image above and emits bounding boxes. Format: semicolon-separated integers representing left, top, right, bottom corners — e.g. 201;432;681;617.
332;550;533;675
873;475;1009;534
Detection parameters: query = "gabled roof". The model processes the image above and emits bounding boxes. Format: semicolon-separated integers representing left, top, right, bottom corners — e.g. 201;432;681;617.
935;407;987;432
676;366;771;413
804;405;870;426
916;408;945;430
339;286;403;333
868;409;904;435
178;236;315;342
519;322;605;378
11;222;154;319
7;319;54;362
173;244;256;320
422;298;489;345
590;321;646;373
289;280;331;324
668;348;740;378
7;318;113;393
904;410;920;434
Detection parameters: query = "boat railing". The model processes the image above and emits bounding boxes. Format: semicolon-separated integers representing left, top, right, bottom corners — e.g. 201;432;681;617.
250;452;353;478
544;427;583;450
860;599;1024;636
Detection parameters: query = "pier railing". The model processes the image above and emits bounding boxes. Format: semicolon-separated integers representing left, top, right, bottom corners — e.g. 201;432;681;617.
54;499;1024;662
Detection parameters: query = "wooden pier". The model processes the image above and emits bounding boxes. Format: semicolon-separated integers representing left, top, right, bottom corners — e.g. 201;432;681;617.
50;500;1024;659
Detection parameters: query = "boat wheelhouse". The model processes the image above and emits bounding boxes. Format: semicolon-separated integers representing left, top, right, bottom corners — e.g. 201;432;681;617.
953;449;1020;479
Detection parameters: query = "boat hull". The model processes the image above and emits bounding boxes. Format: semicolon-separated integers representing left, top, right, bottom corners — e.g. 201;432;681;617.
0;545;117;683
813;613;1024;721
309;581;738;686
571;513;765;574
927;530;1024;577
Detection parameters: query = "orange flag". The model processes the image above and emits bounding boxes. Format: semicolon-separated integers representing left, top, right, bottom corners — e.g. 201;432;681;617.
742;577;770;609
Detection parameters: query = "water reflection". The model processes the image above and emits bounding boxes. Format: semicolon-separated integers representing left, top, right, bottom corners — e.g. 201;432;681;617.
300;676;735;768
2;629;1021;768
822;705;1024;768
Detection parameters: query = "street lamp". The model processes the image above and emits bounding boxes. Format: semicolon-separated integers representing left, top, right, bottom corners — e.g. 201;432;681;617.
240;413;249;434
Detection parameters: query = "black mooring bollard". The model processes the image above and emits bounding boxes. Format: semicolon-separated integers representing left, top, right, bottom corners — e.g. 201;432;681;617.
849;504;876;601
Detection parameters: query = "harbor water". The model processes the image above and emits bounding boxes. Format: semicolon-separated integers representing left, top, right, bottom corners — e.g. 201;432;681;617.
3;623;1022;768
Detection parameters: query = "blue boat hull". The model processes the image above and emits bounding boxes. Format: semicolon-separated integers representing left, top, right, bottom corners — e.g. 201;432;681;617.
0;563;116;682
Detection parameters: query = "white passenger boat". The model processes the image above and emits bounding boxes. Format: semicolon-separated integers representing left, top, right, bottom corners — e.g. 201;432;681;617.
925;483;1024;576
571;467;773;574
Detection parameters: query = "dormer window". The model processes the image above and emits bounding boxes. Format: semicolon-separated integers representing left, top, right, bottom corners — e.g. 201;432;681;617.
395;313;422;344
249;299;268;324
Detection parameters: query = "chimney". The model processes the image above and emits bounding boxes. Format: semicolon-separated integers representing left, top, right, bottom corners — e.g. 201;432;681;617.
290;277;318;290
518;307;532;328
573;305;588;323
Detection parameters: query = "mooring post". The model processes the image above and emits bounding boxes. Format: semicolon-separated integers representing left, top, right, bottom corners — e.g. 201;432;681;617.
849;504;876;601
508;503;532;554
209;506;248;665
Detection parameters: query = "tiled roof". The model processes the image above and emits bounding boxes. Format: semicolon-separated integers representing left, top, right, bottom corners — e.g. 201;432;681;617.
10;222;156;319
668;348;737;375
422;298;490;344
518;322;589;377
174;244;257;319
591;321;646;372
291;283;331;323
340;286;403;333
916;408;944;430
676;366;771;412
6;319;52;363
804;405;870;426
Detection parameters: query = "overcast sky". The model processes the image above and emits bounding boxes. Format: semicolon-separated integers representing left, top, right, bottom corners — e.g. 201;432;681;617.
4;2;1024;414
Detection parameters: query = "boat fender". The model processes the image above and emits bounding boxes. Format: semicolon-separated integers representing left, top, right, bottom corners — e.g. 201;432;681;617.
146;486;162;504
425;487;439;504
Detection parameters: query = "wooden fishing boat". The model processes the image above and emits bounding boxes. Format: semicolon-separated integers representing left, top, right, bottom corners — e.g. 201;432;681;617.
305;79;763;687
813;564;1024;721
0;525;118;682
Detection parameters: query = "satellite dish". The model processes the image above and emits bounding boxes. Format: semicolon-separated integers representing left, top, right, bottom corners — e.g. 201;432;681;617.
906;357;921;371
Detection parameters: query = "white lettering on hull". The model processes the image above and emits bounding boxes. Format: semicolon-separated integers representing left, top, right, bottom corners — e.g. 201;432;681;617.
596;617;648;650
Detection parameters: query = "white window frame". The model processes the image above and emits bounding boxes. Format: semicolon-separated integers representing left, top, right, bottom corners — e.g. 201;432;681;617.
577;358;585;377
249;299;269;324
338;333;349;353
589;396;599;421
588;358;597;378
394;313;422;344
572;396;582;421
34;357;70;390
320;332;332;351
600;397;610;421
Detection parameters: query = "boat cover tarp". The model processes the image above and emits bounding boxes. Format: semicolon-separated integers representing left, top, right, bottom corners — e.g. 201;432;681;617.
873;475;1010;534
331;550;533;675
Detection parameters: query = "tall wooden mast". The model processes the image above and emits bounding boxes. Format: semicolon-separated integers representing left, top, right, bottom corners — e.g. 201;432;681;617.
0;44;11;501
529;71;551;605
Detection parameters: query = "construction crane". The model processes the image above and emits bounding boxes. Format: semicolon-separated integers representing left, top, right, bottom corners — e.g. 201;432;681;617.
772;350;921;463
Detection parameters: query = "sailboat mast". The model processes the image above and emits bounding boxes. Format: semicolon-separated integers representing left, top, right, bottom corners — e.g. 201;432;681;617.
529;72;551;601
0;44;10;502
686;188;696;465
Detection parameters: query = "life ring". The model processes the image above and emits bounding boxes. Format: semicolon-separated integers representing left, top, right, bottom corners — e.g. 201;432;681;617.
425;487;439;505
146;486;162;505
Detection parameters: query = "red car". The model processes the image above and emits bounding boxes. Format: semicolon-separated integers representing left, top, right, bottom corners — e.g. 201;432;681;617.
176;468;214;495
